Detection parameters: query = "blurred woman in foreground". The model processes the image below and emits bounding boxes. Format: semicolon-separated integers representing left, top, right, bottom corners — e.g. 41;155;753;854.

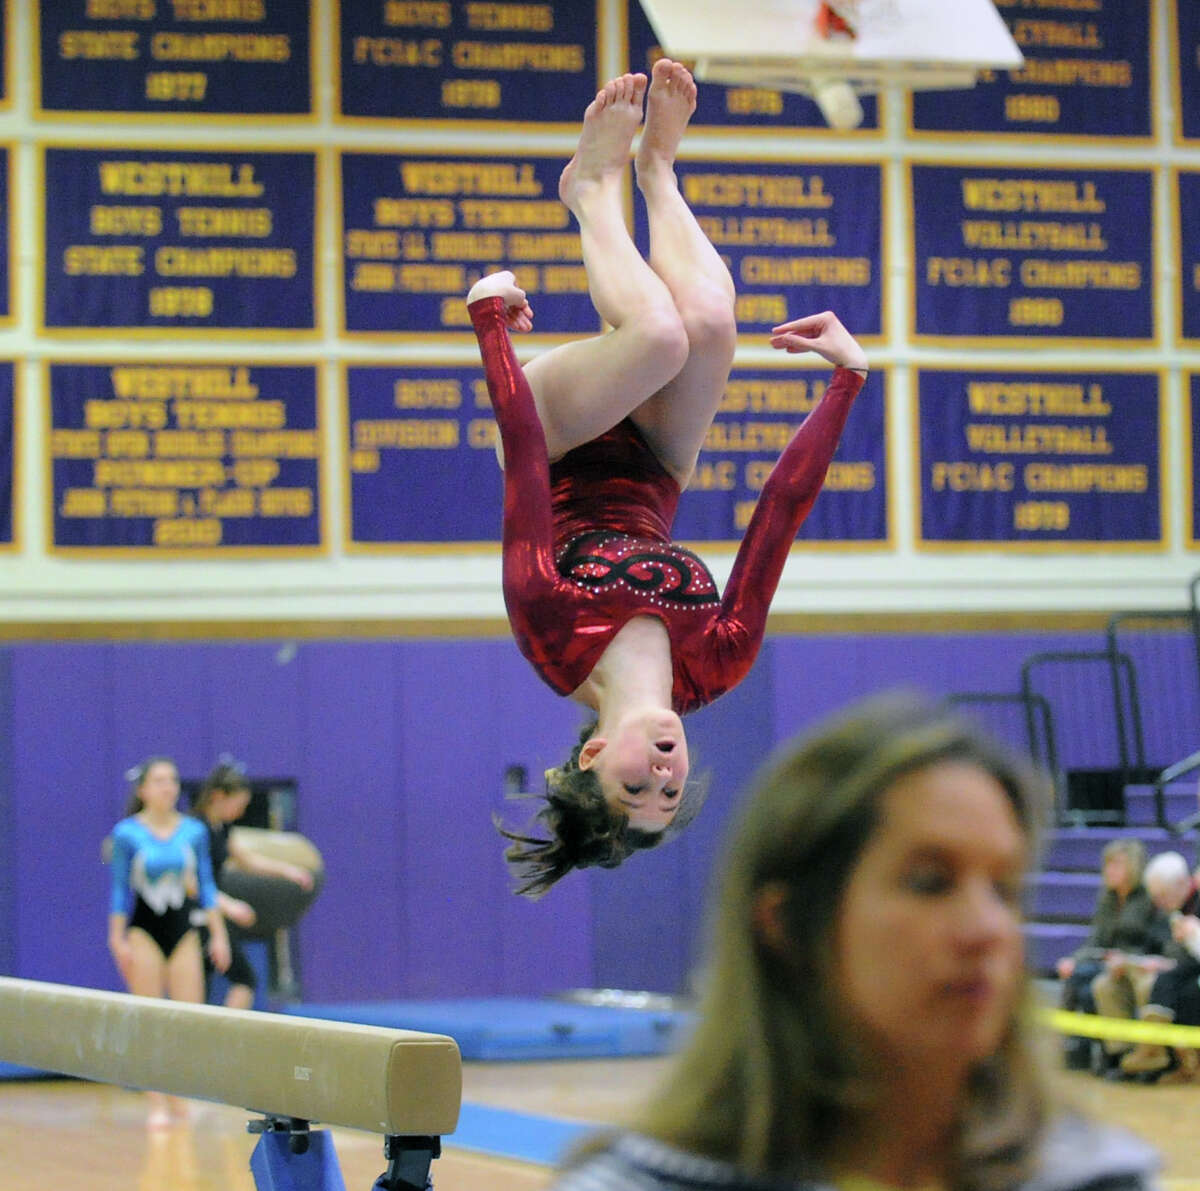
549;693;1158;1191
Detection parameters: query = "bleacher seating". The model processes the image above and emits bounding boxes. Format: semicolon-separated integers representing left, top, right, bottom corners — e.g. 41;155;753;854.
1024;781;1198;974
950;572;1200;974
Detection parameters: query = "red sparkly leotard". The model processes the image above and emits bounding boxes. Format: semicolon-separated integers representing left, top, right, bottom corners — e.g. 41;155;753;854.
470;295;864;715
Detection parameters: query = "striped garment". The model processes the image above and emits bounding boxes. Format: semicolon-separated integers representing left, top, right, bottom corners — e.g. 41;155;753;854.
546;1117;1160;1191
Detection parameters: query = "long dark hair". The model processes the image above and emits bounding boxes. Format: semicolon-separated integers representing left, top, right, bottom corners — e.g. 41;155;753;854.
122;756;179;816
496;721;706;898
193;755;250;817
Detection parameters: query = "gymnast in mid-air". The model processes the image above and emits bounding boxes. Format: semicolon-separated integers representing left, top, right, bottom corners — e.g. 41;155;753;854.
469;59;868;896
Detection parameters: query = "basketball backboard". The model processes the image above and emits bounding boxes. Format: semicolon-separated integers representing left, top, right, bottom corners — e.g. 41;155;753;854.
636;0;1023;129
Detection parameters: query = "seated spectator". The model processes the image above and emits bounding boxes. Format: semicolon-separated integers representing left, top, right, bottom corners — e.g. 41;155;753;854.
1168;928;1200;1083
1117;851;1200;1082
1054;839;1154;1068
1089;850;1186;1075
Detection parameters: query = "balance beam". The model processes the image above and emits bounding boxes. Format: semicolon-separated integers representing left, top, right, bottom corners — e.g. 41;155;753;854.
0;977;462;1137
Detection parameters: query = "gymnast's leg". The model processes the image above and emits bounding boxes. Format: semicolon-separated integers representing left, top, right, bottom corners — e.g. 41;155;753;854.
219;933;257;1011
629;58;738;487
124;927;174;1127
519;73;690;458
163;930;206;1121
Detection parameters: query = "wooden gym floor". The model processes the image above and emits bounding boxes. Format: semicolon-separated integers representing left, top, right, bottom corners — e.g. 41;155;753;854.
0;1048;1197;1191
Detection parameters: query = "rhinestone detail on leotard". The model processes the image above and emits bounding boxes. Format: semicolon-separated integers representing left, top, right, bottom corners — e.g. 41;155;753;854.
557;532;719;609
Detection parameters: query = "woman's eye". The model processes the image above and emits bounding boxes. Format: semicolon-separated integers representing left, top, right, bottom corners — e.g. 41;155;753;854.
994;878;1023;906
623;784;644;795
905;868;951;895
663;788;680;800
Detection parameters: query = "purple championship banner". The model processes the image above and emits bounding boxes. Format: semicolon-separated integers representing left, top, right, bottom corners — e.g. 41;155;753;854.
36;1;312;117
1178;170;1200;345
0;361;13;549
910;1;1151;140
624;0;879;134
344;361;885;547
1175;0;1200;143
1191;373;1200;548
336;0;598;126
345;362;502;546
49;361;323;554
41;147;316;334
639;159;883;342
916;368;1162;548
910;163;1154;345
674;366;887;545
339;149;598;340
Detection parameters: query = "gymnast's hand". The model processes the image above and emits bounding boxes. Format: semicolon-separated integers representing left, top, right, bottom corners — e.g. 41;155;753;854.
208;923;232;974
222;894;257;929
108;932;133;981
1171;913;1200;946
769;310;868;373
283;862;315;891
467;269;534;332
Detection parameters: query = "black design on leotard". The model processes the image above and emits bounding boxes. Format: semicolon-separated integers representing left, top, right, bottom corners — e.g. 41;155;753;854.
559;534;720;606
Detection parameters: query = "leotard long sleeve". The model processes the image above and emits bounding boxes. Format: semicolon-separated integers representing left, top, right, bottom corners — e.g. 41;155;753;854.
470;295;864;714
109;815;219;917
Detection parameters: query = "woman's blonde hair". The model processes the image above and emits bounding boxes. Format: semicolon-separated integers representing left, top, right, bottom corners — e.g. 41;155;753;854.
631;691;1049;1191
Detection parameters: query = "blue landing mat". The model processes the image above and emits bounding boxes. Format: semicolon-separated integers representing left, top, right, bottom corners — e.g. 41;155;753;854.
449;1103;591;1165
281;996;693;1061
0;1061;56;1081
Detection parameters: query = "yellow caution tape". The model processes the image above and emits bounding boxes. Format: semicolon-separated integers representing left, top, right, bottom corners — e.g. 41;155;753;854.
1041;1008;1200;1047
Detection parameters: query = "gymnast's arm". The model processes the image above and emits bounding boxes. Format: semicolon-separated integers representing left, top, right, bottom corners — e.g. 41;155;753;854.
467;275;567;626
226;833;313;890
717;312;867;642
192;822;232;973
107;825;138;977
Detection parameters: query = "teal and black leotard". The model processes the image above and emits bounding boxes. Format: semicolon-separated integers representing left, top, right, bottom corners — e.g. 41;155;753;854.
469;295;864;715
110;815;219;958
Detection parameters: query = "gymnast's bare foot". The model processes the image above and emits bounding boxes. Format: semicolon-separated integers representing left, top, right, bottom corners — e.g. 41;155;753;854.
635;58;697;193
559;72;647;212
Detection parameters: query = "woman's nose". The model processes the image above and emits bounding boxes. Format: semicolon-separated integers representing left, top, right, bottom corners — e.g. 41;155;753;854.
958;882;1016;945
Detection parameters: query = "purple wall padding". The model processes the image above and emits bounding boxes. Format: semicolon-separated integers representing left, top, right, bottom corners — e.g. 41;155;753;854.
589;656;780;994
294;643;407;1000
1106;626;1200;766
483;645;597;996
1;628;1195;999
11;644;118;986
0;650;12;976
767;630;1138;756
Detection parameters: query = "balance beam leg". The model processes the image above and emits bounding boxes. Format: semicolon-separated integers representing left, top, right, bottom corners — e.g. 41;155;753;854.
374;1136;439;1191
250;1128;347;1191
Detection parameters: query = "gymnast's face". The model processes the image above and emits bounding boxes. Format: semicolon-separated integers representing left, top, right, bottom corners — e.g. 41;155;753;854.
138;761;180;814
213;786;252;823
578;708;688;832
